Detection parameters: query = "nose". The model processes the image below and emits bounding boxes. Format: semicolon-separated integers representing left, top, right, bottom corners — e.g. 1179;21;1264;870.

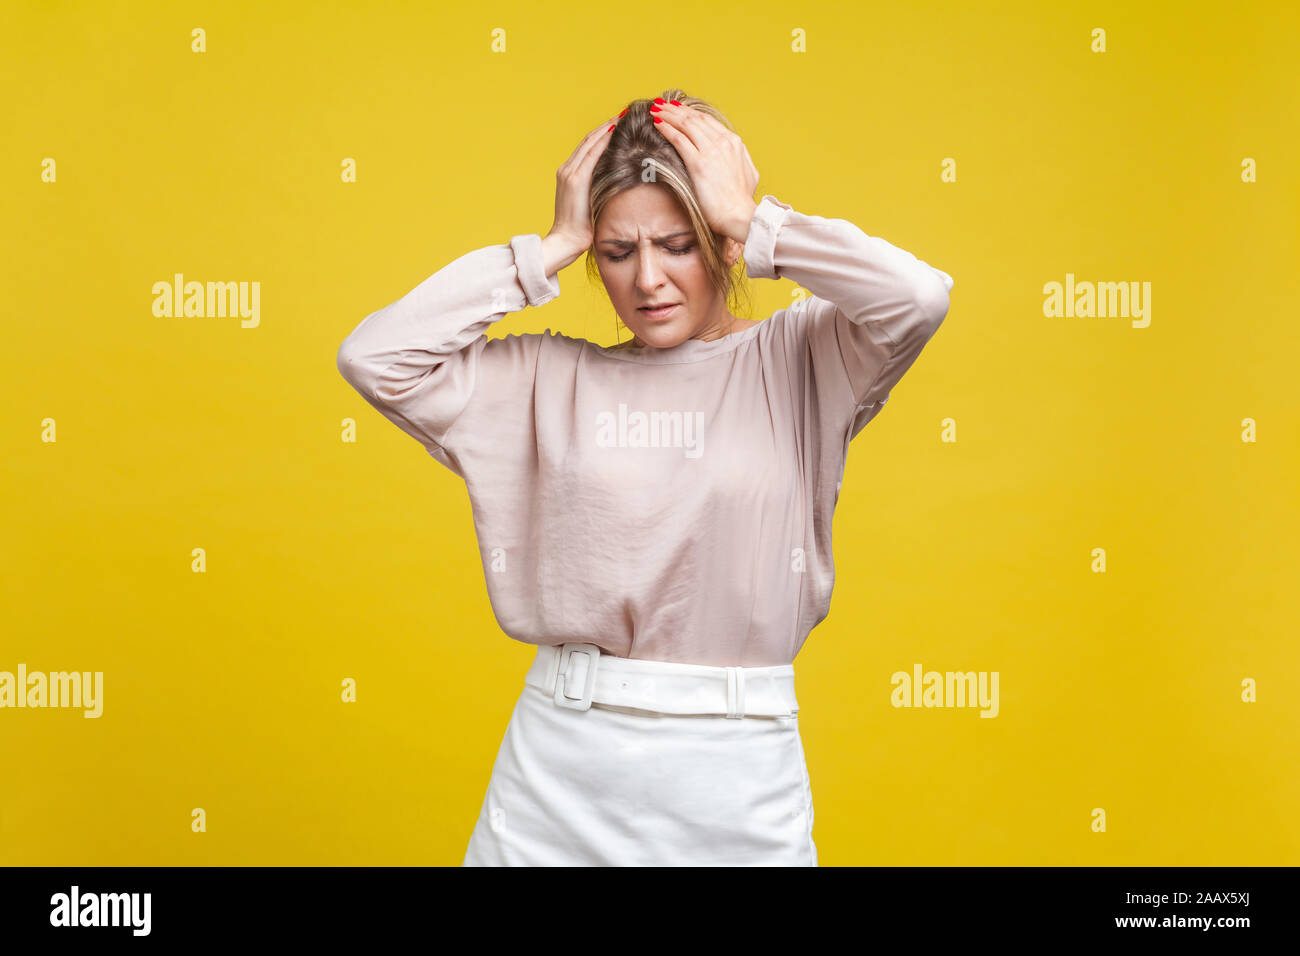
633;247;666;295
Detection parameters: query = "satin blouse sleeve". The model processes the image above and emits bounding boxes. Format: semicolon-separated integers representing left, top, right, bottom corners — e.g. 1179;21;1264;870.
336;233;559;477
742;194;952;440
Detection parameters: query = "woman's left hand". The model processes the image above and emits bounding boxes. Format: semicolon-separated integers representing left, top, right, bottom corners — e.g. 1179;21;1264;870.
651;101;760;244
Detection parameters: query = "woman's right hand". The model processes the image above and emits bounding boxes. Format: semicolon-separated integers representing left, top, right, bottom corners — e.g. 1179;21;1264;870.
544;117;617;262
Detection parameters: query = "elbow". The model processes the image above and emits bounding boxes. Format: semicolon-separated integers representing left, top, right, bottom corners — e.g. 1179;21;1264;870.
336;337;358;385
336;334;374;397
914;270;951;335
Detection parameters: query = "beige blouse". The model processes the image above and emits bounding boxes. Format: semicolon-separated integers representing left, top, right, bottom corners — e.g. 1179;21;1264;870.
337;195;953;666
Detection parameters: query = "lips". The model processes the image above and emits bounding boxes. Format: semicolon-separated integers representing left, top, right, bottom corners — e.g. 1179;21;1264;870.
639;303;679;318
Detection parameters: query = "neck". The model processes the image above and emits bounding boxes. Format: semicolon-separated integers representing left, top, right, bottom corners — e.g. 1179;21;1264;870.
629;309;742;348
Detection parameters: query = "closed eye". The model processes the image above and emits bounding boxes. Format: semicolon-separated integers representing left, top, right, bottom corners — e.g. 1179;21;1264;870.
607;244;695;263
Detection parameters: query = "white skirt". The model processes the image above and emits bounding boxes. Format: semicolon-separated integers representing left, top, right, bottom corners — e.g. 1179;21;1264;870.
462;643;818;866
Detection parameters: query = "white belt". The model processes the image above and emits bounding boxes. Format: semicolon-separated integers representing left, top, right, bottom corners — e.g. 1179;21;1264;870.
524;643;799;718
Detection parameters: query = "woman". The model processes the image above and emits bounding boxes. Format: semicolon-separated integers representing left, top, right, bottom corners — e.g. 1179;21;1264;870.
336;90;953;866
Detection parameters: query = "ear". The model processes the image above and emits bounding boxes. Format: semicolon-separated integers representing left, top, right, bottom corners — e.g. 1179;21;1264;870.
722;236;743;268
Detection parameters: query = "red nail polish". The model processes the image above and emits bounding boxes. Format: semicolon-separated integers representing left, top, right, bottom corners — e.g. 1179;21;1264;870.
618;108;627;117
653;116;662;123
670;100;681;106
649;105;660;112
653;97;665;104
607;124;614;131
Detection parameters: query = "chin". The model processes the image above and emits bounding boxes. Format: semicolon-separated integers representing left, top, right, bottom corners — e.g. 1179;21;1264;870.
624;311;691;348
627;324;689;349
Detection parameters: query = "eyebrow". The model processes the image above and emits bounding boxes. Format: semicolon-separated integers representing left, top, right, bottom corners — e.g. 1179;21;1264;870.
597;231;694;247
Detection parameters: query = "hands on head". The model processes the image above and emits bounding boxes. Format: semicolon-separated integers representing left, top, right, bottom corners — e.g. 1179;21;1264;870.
545;99;760;262
646;99;760;244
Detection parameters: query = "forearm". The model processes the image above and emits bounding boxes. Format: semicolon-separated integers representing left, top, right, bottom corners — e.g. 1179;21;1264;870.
741;194;953;419
743;195;951;344
337;233;560;450
720;200;759;245
541;231;589;278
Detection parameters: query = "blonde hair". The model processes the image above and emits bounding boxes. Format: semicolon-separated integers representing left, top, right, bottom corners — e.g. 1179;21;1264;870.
584;88;753;347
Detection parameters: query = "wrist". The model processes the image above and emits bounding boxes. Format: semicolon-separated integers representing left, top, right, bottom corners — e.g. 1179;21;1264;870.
541;230;589;276
720;201;759;245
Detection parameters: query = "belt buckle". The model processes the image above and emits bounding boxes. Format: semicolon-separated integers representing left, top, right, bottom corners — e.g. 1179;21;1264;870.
553;643;601;712
725;666;746;718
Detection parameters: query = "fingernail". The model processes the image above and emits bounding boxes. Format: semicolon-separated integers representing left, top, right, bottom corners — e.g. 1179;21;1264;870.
653;116;662;123
670;100;681;106
618;108;627;117
607;124;614;131
649;105;660;113
653;97;666;104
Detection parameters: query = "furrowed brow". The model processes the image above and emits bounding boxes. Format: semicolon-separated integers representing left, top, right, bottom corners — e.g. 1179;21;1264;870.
597;231;694;247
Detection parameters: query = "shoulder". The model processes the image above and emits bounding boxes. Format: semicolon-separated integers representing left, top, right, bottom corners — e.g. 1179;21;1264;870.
483;328;589;356
757;295;831;344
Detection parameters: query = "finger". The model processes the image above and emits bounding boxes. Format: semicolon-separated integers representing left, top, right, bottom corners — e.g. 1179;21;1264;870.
651;107;702;162
573;118;618;173
564;118;618;169
658;102;727;151
570;118;616;164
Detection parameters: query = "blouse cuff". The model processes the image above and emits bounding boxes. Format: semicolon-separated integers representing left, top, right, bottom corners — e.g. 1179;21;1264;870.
742;194;793;280
508;233;561;307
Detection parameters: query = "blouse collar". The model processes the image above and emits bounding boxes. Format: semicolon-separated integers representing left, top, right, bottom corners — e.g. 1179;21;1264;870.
591;320;767;365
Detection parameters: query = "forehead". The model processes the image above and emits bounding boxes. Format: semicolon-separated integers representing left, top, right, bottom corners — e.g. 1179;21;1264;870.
596;184;689;238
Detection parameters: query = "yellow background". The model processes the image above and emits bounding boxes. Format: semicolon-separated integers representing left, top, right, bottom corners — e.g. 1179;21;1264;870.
2;0;1297;865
